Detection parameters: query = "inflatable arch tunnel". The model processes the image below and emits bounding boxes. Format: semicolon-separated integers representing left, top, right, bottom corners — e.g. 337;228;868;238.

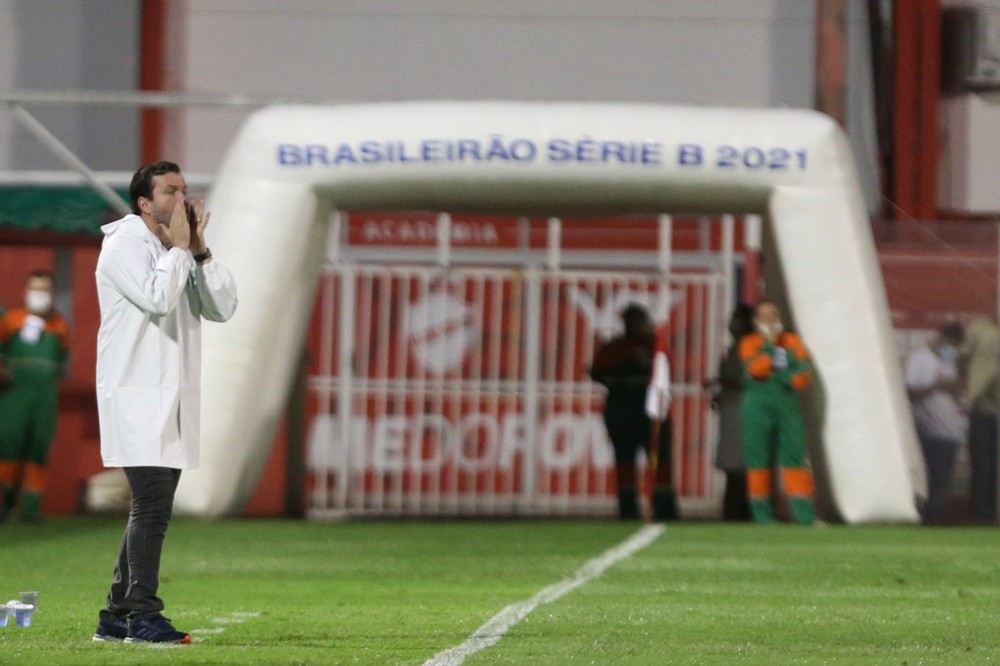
174;101;922;524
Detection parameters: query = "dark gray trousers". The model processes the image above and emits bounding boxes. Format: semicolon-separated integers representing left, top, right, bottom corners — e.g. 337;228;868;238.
100;467;181;620
917;434;959;523
969;411;999;523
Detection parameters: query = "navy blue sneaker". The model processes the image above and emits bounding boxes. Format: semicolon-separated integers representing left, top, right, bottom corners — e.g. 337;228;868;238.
92;615;129;642
125;613;191;644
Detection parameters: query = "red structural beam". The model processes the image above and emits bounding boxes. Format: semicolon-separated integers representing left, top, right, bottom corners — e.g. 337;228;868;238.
139;0;168;164
815;0;848;126
891;0;940;221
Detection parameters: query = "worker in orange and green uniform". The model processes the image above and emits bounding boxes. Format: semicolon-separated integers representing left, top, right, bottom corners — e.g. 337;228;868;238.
0;269;70;522
737;299;816;525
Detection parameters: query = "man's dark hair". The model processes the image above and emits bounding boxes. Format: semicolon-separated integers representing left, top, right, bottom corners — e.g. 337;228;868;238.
129;161;181;214
753;298;777;316
939;321;965;345
27;268;55;283
621;303;653;340
729;302;755;338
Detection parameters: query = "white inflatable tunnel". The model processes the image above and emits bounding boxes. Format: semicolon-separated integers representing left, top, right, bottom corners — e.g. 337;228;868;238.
174;101;921;524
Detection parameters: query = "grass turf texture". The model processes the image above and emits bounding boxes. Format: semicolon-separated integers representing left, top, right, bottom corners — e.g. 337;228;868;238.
1;518;999;664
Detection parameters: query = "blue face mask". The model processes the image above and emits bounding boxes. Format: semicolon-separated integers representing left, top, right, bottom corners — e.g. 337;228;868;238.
938;345;957;362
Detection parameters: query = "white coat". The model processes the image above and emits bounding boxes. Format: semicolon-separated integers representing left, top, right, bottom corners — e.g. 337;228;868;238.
95;214;238;468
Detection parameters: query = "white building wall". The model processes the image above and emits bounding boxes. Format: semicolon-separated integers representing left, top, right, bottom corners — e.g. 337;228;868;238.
0;0;140;171
171;0;816;174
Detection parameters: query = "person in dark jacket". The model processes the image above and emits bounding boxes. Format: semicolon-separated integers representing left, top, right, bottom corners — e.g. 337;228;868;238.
591;303;677;520
707;303;754;521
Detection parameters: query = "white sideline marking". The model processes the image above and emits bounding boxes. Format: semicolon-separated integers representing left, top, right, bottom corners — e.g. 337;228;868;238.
423;524;665;666
187;610;262;641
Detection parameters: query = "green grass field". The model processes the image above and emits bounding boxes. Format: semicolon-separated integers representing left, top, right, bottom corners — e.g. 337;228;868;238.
1;517;999;665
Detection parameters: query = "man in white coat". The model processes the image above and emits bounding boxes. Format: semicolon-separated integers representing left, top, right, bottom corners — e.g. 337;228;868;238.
92;161;238;644
905;323;967;524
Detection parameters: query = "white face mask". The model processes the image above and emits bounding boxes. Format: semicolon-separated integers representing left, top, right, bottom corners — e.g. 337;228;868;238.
756;321;783;338
938;344;957;362
25;289;52;315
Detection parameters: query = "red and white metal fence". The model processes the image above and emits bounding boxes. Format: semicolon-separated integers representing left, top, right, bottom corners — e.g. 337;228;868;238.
305;214;733;518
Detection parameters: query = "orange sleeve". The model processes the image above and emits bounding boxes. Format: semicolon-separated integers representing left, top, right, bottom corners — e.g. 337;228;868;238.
781;332;810;362
791;374;810;391
0;309;28;345
48;315;70;354
739;333;772;380
781;332;811;390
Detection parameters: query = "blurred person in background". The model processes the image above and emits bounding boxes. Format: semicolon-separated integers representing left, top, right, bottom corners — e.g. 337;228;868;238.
590;303;677;521
0;303;11;395
958;315;1000;524
706;303;754;521
738;300;816;525
0;269;70;523
905;323;966;524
